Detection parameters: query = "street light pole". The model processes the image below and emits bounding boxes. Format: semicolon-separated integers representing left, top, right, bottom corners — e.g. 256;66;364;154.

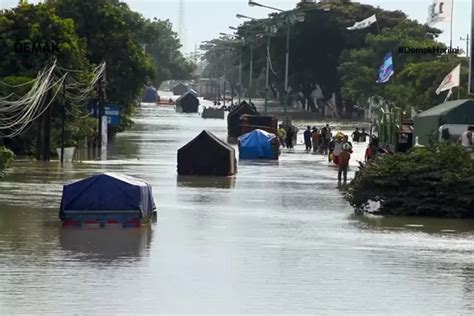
461;34;470;59
284;18;290;114
223;63;226;107
264;34;270;114
61;76;66;164
239;53;242;104
249;41;254;105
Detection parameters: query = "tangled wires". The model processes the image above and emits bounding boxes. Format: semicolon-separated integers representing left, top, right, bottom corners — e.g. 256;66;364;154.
0;61;106;138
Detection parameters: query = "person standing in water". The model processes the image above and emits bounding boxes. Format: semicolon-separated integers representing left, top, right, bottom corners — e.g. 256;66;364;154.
311;127;319;153
351;128;361;142
359;128;369;142
338;143;352;183
277;124;287;148
286;125;294;148
304;126;312;151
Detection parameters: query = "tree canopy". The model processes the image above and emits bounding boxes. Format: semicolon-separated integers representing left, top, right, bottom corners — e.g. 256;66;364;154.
202;1;469;114
346;143;474;218
0;0;194;156
141;19;196;86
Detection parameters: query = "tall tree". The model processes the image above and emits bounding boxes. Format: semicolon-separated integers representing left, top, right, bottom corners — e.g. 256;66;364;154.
0;2;88;77
0;2;91;155
48;0;155;110
140;19;196;87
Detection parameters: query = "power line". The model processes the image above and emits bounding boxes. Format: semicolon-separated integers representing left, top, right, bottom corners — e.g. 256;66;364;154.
0;61;106;138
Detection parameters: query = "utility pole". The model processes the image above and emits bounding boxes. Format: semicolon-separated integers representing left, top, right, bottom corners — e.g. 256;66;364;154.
97;63;106;160
231;60;235;105
461;34;470;58
97;77;103;158
35;113;43;161
238;54;242;104
470;0;474;95
249;41;254;105
42;90;52;161
178;0;185;51
284;17;290;115
264;34;271;114
61;77;66;163
223;66;226;107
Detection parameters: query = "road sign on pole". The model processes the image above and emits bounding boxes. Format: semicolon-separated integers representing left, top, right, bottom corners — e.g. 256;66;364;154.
104;105;121;126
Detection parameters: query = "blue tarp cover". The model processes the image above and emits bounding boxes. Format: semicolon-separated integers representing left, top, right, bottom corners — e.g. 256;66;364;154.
238;129;276;159
59;173;156;219
143;86;158;103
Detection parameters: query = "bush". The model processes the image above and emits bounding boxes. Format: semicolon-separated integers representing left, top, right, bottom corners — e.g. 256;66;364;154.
0;146;14;179
345;143;474;218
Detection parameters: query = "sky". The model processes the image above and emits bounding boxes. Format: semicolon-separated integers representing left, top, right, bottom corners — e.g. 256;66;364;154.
1;0;472;55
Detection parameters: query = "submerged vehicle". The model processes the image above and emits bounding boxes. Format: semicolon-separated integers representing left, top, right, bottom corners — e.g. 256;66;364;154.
59;173;156;227
177;130;237;176
240;114;278;135
201;106;225;119
238;129;279;160
176;91;199;113
227;101;258;138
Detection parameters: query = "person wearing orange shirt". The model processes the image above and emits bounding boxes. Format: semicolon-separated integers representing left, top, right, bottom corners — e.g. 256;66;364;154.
338;144;351;183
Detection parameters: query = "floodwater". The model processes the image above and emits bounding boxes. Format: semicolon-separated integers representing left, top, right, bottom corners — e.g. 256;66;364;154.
1;102;474;314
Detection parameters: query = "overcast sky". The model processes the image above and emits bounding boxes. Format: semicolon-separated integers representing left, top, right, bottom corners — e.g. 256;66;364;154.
1;0;472;55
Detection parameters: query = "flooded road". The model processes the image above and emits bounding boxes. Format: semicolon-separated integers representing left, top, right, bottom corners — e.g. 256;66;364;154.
1;103;474;314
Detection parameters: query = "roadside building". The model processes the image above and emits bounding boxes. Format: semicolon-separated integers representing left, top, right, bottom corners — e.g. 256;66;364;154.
414;99;474;145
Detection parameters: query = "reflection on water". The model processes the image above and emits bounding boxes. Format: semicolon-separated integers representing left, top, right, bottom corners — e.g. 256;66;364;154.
177;175;236;189
351;213;474;234
59;226;152;263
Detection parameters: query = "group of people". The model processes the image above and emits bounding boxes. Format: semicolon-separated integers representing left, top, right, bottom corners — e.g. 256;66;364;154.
278;123;381;183
301;125;356;182
277;124;299;149
302;124;334;154
351;128;370;143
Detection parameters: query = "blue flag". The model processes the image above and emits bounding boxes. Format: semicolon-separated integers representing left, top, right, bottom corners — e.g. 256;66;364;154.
376;52;394;84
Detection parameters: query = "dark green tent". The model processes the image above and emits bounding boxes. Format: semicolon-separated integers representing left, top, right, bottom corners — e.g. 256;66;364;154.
414;99;474;145
177;130;237;176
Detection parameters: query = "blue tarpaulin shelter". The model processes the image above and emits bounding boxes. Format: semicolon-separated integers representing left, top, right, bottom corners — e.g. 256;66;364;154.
238;129;276;160
142;86;158;103
59;173;156;221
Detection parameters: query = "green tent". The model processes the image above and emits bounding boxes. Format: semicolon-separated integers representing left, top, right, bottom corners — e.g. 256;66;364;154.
414;99;474;145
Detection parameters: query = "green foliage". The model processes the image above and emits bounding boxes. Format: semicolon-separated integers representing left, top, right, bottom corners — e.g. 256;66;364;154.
141;19;196;86
0;76;35;96
0;146;14;179
51;106;97;149
204;1;468;114
346;143;474;218
49;0;155;111
0;2;88;77
340;26;469;112
0;0;193;157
